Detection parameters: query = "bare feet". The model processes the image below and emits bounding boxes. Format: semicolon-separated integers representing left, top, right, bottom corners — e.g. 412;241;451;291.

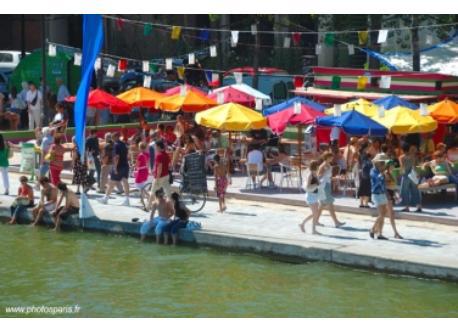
8;220;16;225
299;224;305;233
394;233;403;239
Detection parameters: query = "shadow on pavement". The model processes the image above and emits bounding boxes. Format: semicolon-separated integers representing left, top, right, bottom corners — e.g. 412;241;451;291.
400;238;445;248
225;211;257;217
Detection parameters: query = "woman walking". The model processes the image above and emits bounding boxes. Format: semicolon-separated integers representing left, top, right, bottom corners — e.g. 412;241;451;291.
369;154;390;240
385;160;403;239
135;142;150;210
71;138;92;194
399;143;422;212
0;134;12;195
213;154;228;213
317;153;345;228
299;160;322;235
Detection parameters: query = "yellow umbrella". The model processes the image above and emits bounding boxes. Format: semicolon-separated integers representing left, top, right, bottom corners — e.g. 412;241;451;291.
195;103;267;131
325;98;378;117
156;90;217;112
371;106;437;134
117;87;164;108
428;99;458;124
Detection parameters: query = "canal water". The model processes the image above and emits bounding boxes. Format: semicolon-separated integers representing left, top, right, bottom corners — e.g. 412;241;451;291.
1;223;457;317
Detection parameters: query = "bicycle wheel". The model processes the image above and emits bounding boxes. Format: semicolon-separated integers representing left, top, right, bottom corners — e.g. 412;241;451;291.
179;190;207;213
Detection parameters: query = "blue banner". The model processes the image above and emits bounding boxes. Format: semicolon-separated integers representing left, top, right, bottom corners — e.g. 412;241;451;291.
74;14;104;156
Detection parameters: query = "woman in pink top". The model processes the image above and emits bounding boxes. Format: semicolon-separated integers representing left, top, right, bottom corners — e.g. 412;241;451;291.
135;142;150;210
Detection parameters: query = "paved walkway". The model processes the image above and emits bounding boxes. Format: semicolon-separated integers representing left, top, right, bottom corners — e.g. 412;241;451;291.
1;172;458;281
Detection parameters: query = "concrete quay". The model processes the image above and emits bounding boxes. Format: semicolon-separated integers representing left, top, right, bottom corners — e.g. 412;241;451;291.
1;172;458;283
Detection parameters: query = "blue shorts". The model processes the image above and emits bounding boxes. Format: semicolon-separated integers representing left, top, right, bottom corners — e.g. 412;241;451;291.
163;218;188;235
372;193;388;207
110;165;129;181
154;217;171;236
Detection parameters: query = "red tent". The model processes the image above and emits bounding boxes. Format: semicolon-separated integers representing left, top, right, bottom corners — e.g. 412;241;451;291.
207;86;256;107
66;89;131;114
267;104;324;135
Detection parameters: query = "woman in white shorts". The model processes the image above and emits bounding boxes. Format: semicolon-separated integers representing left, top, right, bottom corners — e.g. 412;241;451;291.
299;160;322;235
369;153;390;240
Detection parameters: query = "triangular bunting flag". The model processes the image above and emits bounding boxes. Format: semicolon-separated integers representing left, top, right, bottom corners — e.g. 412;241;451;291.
118;59;127;72
165;58;173;70
348;44;355;55
210;45;217;57
144;23;153;36
283;36;291;48
142;60;150;73
74;53;82;66
292;32;301;46
358;31;369;45
377;29;388;44
143;75;151;88
231;31;239;47
107;64;116;77
315;43;322;55
324;33;335;46
188;53;195;65
171;26;181;40
48;43;56;57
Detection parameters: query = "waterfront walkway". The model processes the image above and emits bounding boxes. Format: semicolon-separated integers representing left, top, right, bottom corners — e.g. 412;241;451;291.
1;172;458;282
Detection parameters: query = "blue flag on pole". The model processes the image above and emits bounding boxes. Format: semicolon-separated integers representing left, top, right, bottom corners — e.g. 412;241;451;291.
74;14;104;156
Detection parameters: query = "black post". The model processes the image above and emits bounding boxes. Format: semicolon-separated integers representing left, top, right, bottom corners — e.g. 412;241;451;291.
252;21;260;90
41;14;48;124
20;15;26;59
411;15;420;72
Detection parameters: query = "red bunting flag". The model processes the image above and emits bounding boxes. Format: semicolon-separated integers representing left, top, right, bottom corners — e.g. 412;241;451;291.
118;58;127;72
294;76;304;88
116;18;125;31
292;32;301;46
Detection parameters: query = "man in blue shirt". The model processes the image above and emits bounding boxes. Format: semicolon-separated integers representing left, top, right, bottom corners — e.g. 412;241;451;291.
369;153;389;240
98;132;130;206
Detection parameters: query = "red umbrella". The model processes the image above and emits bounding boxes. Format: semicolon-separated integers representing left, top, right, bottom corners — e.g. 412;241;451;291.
267;103;324;135
207;86;255;107
163;84;206;96
66;88;131;114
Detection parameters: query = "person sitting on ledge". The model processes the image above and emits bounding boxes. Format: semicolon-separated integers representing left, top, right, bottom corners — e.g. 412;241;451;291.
419;151;458;190
163;192;191;246
51;182;80;232
139;188;174;243
31;176;58;227
8;176;34;225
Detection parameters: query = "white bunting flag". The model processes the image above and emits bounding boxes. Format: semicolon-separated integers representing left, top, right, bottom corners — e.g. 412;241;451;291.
94;57;101;71
377;30;388;44
420;103;429;116
255;98;263;111
210;45;217;58
166;58;173;70
143;75;151;88
216;92;225;105
379;75;391;89
142;60;149;72
315;43;322;55
231;31;239;47
283;37;291;48
234;72;243;84
348;44;355;55
251;24;257;35
106;64;116;78
334;104;341;117
188;53;195;65
377;105;386;118
426;34;433;45
48;43;57;57
294;102;301;115
180;85;187;96
74;53;82;66
212;73;219;82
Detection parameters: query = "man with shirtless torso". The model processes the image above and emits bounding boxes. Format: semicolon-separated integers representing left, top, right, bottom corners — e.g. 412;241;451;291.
140;188;174;243
31;177;58;227
52;182;80;231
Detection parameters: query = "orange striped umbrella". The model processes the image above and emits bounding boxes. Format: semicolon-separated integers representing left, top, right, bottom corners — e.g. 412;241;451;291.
156;90;217;112
117;87;164;108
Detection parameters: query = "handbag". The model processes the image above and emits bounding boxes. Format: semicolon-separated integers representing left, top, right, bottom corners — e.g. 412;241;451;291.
408;169;419;185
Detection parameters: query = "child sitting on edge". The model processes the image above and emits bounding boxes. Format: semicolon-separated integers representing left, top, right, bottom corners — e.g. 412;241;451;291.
9;176;34;224
140;188;174;243
213;154;228;213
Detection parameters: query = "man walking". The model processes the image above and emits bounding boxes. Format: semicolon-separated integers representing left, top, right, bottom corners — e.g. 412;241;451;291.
148;140;171;209
98;132;130;206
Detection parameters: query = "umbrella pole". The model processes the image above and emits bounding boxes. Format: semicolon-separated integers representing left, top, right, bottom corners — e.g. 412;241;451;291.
297;125;303;187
